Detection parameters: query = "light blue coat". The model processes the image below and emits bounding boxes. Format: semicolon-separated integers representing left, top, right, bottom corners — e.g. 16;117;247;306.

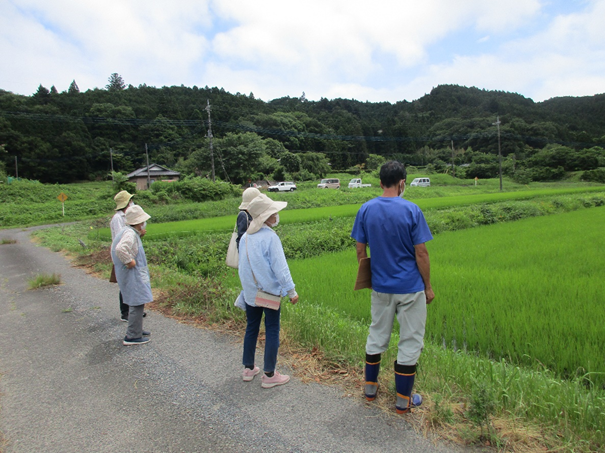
111;227;153;306
238;225;295;307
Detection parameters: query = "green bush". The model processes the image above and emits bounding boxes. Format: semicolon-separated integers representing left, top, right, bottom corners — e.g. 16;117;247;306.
581;168;605;183
512;169;533;184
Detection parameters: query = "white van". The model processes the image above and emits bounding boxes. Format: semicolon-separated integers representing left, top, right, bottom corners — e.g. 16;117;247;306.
317;178;340;189
410;178;430;187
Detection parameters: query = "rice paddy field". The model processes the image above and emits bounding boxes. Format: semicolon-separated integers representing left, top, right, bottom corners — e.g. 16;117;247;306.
92;185;605;241
287;207;605;384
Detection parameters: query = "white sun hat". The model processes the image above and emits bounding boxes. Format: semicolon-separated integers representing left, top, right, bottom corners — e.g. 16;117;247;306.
246;194;287;234
125;205;150;226
238;187;261;210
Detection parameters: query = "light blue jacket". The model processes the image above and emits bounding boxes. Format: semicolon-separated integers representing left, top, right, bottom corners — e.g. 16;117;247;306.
111;227;153;306
238;225;295;307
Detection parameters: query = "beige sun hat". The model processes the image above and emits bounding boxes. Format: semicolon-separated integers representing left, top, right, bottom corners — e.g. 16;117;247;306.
246;194;287;234
238;187;261;210
125;205;150;226
114;190;134;211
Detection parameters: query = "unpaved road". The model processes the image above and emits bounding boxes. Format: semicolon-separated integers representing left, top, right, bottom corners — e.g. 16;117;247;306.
0;226;466;453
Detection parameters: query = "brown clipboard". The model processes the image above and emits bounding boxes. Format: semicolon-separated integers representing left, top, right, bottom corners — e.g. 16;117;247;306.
354;257;372;290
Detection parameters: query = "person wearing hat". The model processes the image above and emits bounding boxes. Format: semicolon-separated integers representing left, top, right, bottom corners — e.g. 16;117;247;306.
238;194;299;388
236;187;261;248
110;190;136;321
111;205;153;346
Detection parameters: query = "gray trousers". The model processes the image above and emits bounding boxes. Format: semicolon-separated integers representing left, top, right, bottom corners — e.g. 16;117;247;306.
126;304;145;339
366;291;426;366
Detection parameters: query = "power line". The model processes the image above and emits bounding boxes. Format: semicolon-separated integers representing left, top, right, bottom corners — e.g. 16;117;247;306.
1;109;602;148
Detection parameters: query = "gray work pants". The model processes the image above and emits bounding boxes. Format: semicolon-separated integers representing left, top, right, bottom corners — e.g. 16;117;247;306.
125;304;145;339
366;291;427;366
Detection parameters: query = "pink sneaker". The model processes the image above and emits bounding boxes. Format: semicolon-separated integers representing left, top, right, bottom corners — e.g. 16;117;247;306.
261;371;290;388
243;366;260;382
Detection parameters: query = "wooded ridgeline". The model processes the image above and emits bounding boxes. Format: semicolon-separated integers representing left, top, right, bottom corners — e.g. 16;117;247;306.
1;77;604;184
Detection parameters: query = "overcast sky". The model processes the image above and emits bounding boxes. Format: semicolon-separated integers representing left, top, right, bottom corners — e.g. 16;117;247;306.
1;0;604;103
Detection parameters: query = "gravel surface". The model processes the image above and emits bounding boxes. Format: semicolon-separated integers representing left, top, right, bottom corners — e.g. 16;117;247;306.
0;226;467;453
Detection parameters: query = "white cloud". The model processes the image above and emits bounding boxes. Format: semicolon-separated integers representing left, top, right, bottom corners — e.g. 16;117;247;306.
1;0;212;92
1;0;604;102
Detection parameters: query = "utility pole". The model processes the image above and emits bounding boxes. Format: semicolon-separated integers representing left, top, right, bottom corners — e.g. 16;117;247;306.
205;99;216;182
15;156;18;179
450;140;455;178
109;148;114;182
493;116;503;192
145;143;151;189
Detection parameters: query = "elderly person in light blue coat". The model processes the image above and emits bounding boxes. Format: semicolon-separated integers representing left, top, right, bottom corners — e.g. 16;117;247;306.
111;205;153;346
237;194;299;388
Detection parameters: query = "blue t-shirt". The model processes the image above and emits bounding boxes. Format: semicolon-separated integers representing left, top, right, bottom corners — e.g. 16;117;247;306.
351;197;433;294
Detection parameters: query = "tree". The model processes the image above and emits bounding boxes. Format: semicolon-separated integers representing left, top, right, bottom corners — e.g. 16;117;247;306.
215;132;267;183
68;80;80;94
280;152;301;173
365;154;386;170
32;84;51;104
300;152;330;178
106;73;126;91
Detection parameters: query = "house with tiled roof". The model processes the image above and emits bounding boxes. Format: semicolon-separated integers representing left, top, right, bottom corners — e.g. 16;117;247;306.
126;164;180;190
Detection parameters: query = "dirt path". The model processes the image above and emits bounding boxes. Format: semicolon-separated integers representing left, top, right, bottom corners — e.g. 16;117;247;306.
0;226;465;453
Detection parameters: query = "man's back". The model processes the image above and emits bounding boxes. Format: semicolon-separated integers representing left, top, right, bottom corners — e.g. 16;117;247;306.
351;197;432;294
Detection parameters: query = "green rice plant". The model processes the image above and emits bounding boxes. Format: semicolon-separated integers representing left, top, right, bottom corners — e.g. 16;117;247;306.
28;273;61;289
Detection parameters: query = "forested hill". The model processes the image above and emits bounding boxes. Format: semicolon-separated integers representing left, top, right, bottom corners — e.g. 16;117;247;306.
1;80;604;184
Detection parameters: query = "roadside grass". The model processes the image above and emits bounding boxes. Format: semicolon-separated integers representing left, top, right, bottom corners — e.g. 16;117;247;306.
28;273;61;289
0;239;16;245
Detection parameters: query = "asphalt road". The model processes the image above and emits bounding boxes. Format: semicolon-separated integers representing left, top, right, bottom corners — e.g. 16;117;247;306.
0;226;466;453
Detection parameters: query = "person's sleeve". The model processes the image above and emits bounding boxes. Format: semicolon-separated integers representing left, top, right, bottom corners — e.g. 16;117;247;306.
411;208;433;245
351;206;367;244
110;214;126;241
115;230;139;265
236;211;248;247
110;216;118;241
268;234;295;294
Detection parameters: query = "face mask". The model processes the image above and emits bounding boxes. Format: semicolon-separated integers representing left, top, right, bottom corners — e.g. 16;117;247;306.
268;214;280;228
399;182;406;198
135;222;146;236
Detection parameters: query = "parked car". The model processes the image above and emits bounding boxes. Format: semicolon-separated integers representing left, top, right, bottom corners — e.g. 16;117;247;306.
348;178;372;188
317;178;340;189
268;181;297;192
410;177;430;187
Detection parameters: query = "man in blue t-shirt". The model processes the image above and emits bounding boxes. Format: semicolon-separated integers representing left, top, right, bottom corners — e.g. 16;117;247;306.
351;161;435;414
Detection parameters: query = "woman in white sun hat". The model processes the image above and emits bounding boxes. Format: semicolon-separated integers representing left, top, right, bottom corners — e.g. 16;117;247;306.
238;194;299;388
110;190;135;321
111;205;153;346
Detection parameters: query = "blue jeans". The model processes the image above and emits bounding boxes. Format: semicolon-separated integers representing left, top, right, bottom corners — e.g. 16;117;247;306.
243;303;281;373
